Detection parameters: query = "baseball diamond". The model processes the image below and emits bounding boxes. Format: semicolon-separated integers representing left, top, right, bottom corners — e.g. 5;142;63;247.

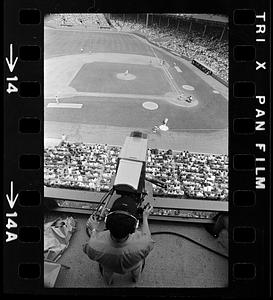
44;13;229;289
45;26;228;154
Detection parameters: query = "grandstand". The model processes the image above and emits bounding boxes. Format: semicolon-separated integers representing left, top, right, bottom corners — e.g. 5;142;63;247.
46;13;110;29
44;142;228;201
44;13;228;288
108;14;228;83
173;14;228;24
44;141;228;223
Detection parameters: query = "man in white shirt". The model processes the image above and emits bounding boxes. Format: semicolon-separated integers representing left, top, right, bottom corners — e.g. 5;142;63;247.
83;201;154;285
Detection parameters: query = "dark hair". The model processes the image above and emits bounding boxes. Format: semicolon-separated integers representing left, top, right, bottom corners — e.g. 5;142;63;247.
106;213;136;239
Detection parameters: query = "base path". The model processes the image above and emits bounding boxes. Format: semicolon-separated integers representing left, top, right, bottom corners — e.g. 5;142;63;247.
45;52;196;107
132;32;228;100
45;52;200;108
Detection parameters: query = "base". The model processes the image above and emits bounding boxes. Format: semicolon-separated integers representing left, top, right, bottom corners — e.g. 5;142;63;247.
159;124;169;131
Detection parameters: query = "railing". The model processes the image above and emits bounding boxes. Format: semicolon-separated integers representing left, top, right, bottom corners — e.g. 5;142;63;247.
44;186;228;223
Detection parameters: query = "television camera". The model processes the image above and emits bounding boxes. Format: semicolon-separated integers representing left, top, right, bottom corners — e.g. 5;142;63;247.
91;131;167;226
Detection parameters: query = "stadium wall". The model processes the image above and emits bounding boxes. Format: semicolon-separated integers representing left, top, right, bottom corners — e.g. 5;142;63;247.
211;73;228;87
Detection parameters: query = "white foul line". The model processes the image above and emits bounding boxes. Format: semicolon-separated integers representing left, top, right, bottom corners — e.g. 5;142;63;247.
148;42;181;95
174;66;182;72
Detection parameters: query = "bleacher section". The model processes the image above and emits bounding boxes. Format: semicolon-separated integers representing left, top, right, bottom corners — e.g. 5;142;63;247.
46;13;110;30
109;14;228;83
44;142;228;201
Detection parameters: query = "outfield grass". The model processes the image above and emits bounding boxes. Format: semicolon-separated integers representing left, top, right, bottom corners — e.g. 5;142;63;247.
45;29;151;59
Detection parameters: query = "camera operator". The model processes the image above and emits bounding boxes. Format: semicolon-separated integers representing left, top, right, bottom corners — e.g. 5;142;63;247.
83;203;155;285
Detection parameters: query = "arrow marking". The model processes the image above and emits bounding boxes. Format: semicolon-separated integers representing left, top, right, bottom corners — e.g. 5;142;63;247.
6;181;19;210
5;44;18;73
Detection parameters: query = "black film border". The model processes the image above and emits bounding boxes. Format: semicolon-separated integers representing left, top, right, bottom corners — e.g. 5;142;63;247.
2;0;271;297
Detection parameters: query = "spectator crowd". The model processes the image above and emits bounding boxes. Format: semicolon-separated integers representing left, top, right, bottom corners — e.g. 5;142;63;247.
45;13;109;29
45;143;119;192
110;15;228;82
45;142;228;202
45;13;228;82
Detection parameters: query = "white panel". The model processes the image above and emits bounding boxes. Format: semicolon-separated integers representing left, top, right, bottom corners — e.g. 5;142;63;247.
114;159;142;191
47;103;83;108
119;137;147;162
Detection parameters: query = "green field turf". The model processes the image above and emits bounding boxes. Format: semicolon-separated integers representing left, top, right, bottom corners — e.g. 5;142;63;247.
69;62;172;95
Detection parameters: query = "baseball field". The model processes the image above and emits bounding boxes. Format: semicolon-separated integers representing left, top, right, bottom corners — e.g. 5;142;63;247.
44;26;228;154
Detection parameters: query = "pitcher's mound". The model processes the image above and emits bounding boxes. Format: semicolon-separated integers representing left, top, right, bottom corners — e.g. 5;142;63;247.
116;73;136;80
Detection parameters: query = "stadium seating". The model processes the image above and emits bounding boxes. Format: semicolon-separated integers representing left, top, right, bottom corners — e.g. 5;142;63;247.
45;13;228;81
44;142;228;201
45;13;110;29
110;15;228;82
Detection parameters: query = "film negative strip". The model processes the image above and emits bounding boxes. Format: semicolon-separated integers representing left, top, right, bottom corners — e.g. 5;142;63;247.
3;0;271;297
